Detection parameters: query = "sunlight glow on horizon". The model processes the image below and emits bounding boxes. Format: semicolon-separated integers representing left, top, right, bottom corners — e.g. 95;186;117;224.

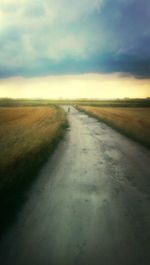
0;73;150;100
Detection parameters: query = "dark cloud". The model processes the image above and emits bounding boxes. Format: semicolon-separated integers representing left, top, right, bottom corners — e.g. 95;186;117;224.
0;0;150;78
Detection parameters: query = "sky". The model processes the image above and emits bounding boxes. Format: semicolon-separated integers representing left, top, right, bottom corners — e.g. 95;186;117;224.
0;0;150;99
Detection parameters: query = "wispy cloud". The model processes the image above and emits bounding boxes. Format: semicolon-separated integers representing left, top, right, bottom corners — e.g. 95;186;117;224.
0;0;103;67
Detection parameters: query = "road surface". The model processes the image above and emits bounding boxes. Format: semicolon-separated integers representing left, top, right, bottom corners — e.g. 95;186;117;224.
0;107;150;265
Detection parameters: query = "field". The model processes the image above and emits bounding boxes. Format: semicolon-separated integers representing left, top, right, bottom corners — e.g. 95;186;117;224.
0;101;150;261
0;98;150;107
0;106;66;230
0;99;150;234
78;106;150;148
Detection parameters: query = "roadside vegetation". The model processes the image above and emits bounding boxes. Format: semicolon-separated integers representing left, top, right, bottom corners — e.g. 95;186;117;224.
78;106;150;148
0;106;67;233
0;97;150;107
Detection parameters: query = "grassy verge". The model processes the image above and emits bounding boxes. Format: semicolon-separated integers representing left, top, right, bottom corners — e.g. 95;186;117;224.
78;106;150;149
0;106;67;234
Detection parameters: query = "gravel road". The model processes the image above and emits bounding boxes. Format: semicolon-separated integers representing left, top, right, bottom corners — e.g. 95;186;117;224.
0;106;150;265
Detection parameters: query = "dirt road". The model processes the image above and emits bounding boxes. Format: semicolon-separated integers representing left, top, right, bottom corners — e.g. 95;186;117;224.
0;107;150;265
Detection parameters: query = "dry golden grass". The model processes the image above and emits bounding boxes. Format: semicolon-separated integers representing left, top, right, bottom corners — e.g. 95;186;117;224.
79;106;150;147
0;106;66;232
0;107;66;184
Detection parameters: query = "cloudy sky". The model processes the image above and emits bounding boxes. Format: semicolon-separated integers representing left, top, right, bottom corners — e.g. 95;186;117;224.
0;0;150;98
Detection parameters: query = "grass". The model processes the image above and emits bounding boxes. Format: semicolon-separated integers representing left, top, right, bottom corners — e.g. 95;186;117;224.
78;106;150;148
0;106;67;234
0;98;150;107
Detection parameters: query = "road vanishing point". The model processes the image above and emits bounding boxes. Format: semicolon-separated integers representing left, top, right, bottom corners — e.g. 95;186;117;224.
0;107;150;265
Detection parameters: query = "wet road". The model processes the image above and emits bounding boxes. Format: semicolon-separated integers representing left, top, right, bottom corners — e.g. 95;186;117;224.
0;107;150;265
